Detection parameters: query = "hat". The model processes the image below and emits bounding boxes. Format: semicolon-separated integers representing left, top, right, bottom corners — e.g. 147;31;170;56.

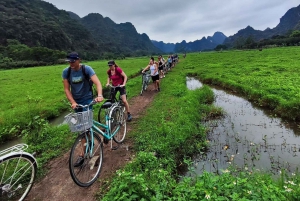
108;60;115;66
66;52;80;62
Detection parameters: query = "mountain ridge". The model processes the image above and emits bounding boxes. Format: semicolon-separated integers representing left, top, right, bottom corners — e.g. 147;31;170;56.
152;31;227;53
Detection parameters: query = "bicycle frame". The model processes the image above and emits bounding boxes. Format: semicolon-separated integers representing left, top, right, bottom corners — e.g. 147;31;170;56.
76;97;124;155
142;72;151;84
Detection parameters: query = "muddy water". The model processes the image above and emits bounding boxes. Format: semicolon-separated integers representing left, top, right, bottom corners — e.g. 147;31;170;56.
186;77;300;175
48;110;70;126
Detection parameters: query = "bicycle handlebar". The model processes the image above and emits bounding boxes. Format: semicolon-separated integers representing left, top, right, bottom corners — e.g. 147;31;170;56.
107;84;124;89
76;100;97;109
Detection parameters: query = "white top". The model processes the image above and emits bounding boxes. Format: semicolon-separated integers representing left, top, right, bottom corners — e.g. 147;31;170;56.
150;64;158;76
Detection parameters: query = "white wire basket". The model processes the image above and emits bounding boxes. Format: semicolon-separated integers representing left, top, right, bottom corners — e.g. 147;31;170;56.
64;110;93;132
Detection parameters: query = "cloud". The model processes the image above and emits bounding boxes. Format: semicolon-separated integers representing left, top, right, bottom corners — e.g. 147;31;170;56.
45;0;300;43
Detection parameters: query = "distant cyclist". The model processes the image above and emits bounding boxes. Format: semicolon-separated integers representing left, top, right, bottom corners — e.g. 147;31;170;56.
106;60;132;121
167;55;172;70
158;55;165;78
142;58;160;92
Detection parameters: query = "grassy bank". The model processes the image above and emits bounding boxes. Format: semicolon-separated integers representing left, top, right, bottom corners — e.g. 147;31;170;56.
183;47;300;121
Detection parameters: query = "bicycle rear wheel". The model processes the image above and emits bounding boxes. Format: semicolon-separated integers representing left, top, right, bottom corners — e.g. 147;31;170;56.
0;154;37;201
69;131;103;187
110;107;127;143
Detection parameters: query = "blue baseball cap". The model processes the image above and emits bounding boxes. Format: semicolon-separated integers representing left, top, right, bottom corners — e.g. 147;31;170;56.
66;52;80;62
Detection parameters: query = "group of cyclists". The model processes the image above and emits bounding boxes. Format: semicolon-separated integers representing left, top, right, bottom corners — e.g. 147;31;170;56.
62;52;180;127
141;54;179;92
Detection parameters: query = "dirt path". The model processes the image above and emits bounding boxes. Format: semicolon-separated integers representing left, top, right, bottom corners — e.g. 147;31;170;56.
26;85;158;201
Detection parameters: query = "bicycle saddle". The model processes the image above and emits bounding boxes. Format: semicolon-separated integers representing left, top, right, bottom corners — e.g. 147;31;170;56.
101;101;112;109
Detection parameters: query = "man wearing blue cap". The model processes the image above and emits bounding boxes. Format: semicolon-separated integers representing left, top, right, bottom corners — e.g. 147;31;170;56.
62;52;103;109
62;52;104;167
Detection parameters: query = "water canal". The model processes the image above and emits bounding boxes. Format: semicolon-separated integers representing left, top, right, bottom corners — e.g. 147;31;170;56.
186;77;300;176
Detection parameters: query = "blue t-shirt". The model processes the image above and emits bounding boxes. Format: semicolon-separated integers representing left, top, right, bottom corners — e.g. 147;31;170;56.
62;65;95;103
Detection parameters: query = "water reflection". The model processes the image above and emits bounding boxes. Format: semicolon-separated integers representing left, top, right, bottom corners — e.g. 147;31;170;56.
187;77;300;175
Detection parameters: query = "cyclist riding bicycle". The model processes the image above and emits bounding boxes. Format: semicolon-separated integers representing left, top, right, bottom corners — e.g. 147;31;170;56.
62;52;104;167
106;60;132;122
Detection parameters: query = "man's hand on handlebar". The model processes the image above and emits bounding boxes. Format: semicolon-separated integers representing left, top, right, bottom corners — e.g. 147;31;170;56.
71;102;77;109
95;96;103;103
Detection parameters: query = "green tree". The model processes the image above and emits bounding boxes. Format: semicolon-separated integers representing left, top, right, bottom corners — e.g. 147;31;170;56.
290;30;300;38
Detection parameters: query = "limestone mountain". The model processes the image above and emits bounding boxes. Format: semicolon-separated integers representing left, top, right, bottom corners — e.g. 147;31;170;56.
224;4;300;47
151;41;176;53
0;0;161;63
152;32;227;53
0;0;99;56
72;13;161;56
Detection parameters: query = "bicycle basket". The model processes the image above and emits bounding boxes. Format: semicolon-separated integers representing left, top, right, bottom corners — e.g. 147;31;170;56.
64;110;93;132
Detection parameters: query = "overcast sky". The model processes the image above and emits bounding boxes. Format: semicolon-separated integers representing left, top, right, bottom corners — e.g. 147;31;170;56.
45;0;299;43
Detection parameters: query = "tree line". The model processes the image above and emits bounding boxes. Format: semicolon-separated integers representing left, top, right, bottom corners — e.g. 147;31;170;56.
214;30;300;51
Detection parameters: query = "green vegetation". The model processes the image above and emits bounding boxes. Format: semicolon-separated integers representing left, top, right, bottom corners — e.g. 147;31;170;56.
2;47;300;200
0;39;66;69
232;30;300;50
184;47;300;121
0;0;161;68
99;48;300;200
0;57;147;142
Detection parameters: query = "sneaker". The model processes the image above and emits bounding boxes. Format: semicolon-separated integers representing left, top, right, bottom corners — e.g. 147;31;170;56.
74;156;84;167
127;113;132;122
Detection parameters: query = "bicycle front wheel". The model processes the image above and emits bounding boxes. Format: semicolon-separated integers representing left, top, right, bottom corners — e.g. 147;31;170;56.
0;154;37;201
110;107;127;143
69;131;103;187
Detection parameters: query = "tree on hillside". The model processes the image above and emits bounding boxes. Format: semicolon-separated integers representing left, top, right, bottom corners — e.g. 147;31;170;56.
214;44;227;51
290;30;300;38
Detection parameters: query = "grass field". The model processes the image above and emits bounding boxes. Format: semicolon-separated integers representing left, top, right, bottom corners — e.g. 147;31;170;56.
2;47;300;200
184;47;300;120
0;57;150;141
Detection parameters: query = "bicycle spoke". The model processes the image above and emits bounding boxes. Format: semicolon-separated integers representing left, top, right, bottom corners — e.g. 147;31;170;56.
0;154;37;201
69;132;103;187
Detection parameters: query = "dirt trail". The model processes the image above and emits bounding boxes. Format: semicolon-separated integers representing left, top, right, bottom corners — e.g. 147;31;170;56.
26;85;158;201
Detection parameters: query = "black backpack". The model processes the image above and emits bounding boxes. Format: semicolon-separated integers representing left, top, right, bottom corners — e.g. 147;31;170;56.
66;65;95;97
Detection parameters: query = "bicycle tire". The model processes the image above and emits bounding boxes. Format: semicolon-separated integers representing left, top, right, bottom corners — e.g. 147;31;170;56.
0;154;37;201
69;131;103;187
97;105;106;123
109;106;127;143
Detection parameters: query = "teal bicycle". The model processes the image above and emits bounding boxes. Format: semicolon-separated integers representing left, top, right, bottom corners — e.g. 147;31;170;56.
64;98;127;187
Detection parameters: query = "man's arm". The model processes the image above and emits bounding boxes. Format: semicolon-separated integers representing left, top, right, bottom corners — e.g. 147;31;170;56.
63;79;77;109
90;74;103;102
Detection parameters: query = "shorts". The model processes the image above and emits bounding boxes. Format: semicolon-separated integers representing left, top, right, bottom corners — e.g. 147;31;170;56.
110;86;126;100
158;66;163;71
151;74;159;82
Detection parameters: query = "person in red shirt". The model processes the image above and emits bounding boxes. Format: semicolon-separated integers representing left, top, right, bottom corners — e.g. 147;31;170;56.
106;60;132;121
